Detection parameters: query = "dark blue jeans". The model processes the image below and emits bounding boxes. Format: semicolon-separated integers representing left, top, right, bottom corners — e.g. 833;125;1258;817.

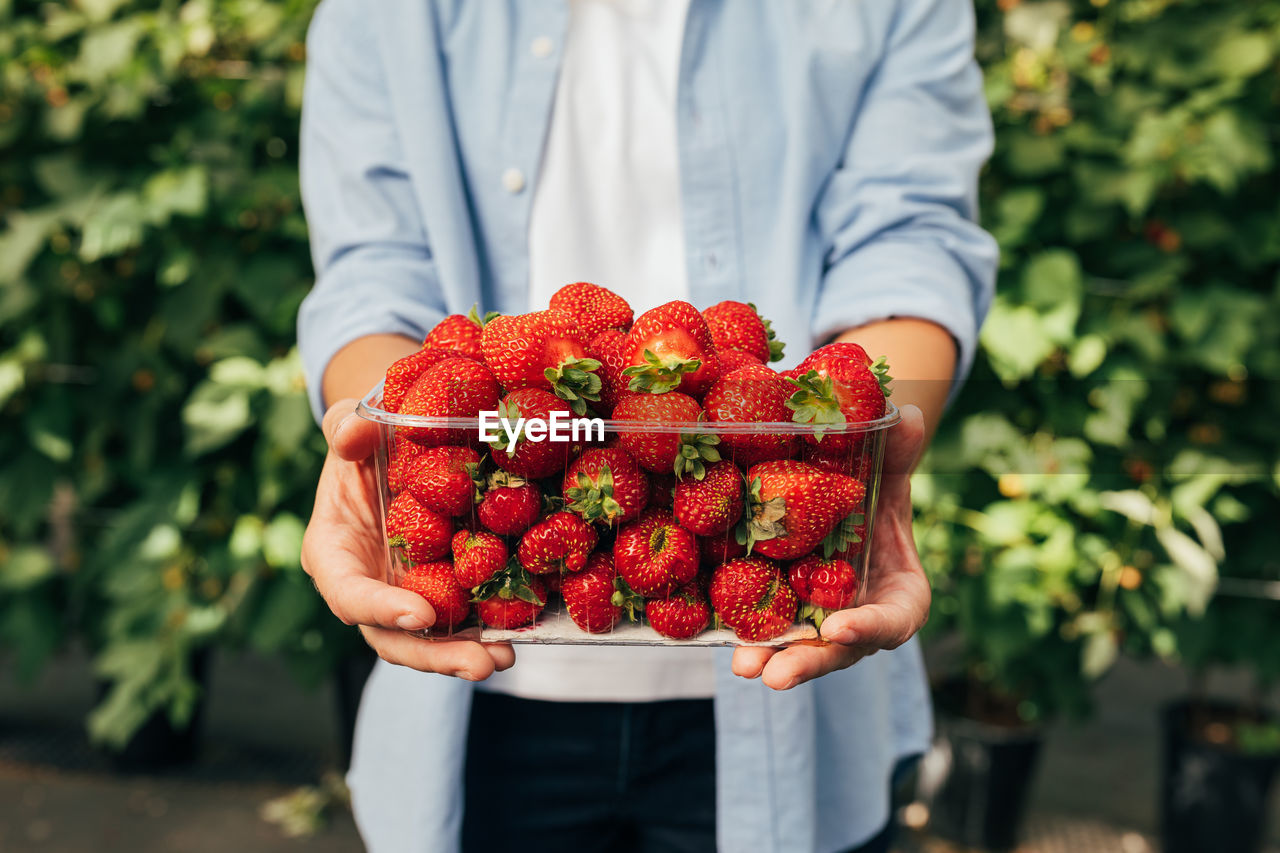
462;691;896;853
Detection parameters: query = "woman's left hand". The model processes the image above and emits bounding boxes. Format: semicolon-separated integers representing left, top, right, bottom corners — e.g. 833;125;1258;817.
729;404;930;690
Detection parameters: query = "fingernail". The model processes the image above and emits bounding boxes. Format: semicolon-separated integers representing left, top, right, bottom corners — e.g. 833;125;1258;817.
396;614;428;631
828;628;856;645
781;677;799;690
456;670;477;682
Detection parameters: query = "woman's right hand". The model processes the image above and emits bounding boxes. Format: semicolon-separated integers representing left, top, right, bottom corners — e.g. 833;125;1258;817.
301;399;515;681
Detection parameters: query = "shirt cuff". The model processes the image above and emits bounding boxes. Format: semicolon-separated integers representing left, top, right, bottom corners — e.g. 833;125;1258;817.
812;239;982;409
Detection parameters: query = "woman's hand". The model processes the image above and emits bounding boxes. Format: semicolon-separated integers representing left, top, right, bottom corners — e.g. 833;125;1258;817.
729;404;930;690
301;399;515;681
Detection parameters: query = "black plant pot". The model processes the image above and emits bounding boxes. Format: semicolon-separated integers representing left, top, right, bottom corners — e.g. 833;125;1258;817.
97;648;212;773
918;709;1045;851
1160;700;1280;853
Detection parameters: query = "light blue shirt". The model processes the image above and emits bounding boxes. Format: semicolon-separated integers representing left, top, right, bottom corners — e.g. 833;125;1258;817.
297;1;997;851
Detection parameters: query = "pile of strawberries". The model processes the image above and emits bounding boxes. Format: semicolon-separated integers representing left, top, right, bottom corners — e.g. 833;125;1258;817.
376;282;892;643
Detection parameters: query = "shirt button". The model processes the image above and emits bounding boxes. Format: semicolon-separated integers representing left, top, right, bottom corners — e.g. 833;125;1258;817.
502;168;526;194
530;36;554;59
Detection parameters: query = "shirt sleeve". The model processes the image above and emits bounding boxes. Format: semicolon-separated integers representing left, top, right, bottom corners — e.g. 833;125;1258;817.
297;0;446;420
811;0;998;399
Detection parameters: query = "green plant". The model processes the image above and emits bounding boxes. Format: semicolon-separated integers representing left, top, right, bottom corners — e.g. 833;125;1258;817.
917;0;1280;724
0;0;359;749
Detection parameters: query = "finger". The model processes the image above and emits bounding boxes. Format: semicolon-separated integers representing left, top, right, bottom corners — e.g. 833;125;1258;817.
731;646;774;679
321;398;382;461
315;569;438;632
883;403;926;477
759;642;875;690
361;627;514;680
818;597;924;651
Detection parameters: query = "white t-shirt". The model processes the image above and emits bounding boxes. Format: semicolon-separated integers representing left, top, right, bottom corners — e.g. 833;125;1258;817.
483;0;715;703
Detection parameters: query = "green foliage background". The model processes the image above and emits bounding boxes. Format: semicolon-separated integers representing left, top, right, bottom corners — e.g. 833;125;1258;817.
0;0;1277;742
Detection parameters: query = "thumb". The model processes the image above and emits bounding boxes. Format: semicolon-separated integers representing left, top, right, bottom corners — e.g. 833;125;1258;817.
882;404;925;477
321;398;382;461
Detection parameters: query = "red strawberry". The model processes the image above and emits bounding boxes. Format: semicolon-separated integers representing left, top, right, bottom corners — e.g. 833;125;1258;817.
517;511;599;575
739;460;865;560
702;363;796;465
585;328;631;415
622;301;721;398
423;305;495;360
709;556;797;642
480;311;602;414
476;472;543;536
717;349;764;375
487;388;579;479
702;301;784;364
451;529;509;588
474;560;546;629
646;582;712;639
788;554;859;629
673;460;744;536
786;344;892;456
561;552;624;633
399;357;501;446
549;282;633;339
400;560;471;630
382;347;462;413
387;436;426;495
563;448;649;526
612;392;721;479
698;533;748;567
614;509;699;598
405;446;481;517
386;492;454;563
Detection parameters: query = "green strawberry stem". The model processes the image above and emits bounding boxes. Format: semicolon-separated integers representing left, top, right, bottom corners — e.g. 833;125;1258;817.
545;356;603;416
673;432;721;481
871;356;893;398
736;476;787;554
821;510;864;559
473;558;544;606
800;603;832;631
784;370;844;441
467;303;501;329
565;464;624;525
611;577;645;622
623;350;702;394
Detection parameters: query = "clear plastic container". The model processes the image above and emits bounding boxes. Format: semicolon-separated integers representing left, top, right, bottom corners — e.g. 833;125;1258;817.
357;383;899;647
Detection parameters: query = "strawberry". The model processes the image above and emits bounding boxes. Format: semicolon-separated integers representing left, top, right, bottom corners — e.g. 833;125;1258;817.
386;491;454;563
673;460;744;536
387;436;426;495
702;363;796;465
709;556;797;642
702;301;784;364
788;554;859;629
585;328;631;415
476;471;543;536
399;357;501;446
517;511;599;575
423;305;496;360
400;560;471;630
614;509;699;598
488;388;578;479
786;344;892;456
405;446;481;517
563;448;649;526
561;552;624;633
549;282;633;339
717;349;764;375
646;582;712;639
647;471;677;508
698;533;748;567
622;301;721;398
480;311;602;414
474;559;546;629
738;460;865;560
451;529;509;588
612;392;721;479
382;347;462;414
